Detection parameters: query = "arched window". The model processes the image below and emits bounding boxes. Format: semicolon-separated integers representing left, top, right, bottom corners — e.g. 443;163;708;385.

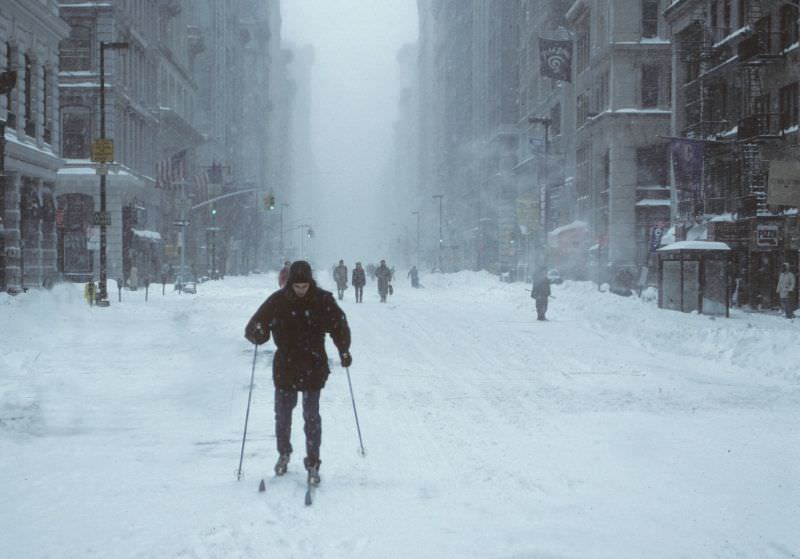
60;23;92;71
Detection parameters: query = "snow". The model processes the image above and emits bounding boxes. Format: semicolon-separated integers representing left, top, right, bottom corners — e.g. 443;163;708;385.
2;271;799;558
658;240;731;251
131;228;162;241
635;199;671;207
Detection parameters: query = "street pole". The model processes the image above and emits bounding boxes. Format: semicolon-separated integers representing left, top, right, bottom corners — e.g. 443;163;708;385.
433;194;443;272
528;116;551;274
98;41;128;302
412;211;420;266
280;203;288;261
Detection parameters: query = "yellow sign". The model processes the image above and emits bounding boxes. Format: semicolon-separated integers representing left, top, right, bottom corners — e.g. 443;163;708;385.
91;139;114;163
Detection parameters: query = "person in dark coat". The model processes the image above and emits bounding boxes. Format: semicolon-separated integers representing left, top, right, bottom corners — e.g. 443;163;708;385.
333;259;348;300
244;260;352;485
531;271;551;321
375;259;392;302
408;265;420;288
352;262;366;303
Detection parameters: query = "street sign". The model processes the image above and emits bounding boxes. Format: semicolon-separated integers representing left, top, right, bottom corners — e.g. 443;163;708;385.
206;226;222;232
93;211;111;226
87;227;100;250
173;220;190;227
55;208;65;228
91;139;114;163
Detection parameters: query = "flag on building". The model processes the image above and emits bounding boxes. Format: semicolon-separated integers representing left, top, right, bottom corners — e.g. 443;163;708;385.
670;138;704;191
539;37;573;82
155;149;188;190
192;170;209;200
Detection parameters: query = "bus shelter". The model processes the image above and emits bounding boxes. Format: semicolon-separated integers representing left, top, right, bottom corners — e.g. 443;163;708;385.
657;241;731;317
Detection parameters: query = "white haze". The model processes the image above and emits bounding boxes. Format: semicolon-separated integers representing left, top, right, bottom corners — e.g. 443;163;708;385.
282;0;418;270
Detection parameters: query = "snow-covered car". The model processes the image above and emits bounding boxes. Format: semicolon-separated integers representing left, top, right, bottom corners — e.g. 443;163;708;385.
547;269;562;284
181;281;197;294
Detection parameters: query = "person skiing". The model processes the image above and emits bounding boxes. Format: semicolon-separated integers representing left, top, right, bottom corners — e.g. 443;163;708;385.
531;270;551;321
408;265;420;288
352;262;366;303
278;261;290;288
244;260;352;486
375;259;392;303
776;262;796;319
333;259;348;300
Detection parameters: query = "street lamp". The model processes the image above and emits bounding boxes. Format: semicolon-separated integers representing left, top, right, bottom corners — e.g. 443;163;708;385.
432;194;444;272
411;210;420;266
528;116;551;273
97;41;128;302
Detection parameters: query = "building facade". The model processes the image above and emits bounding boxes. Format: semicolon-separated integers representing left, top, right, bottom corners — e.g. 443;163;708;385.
0;0;69;292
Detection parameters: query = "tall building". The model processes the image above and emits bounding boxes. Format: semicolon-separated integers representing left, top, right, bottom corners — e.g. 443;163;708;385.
665;0;800;308
0;0;69;292
566;0;672;287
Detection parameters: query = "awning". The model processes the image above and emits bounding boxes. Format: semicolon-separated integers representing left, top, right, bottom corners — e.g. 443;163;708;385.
132;229;162;242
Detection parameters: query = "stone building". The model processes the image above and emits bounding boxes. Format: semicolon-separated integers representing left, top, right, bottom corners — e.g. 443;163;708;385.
0;0;69;292
665;0;800;308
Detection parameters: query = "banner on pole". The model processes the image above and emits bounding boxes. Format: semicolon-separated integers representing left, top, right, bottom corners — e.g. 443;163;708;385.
539;38;573;82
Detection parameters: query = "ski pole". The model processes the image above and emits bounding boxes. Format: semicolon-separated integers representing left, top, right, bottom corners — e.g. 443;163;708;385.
237;344;258;480
345;366;366;456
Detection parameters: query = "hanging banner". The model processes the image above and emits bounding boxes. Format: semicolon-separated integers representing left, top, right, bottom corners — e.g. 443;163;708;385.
539;38;573;82
767;160;800;206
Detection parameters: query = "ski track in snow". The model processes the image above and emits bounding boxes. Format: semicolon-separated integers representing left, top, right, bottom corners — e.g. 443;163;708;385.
1;272;799;559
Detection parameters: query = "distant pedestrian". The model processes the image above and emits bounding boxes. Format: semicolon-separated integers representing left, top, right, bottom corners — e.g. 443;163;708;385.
408;266;420;288
333;259;348;300
279;261;290;288
367;263;376;282
375;259;392;303
531;271;551;321
244;260;352;486
352;262;366;303
776;262;795;319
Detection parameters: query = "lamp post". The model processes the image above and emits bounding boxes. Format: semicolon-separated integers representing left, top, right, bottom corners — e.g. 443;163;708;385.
411;210;420;266
432;194;443;272
528;116;551;273
98;41;128;302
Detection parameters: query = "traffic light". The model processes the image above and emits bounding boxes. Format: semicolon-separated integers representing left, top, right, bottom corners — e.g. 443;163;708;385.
307;227;314;238
267;194;275;210
211;204;217;216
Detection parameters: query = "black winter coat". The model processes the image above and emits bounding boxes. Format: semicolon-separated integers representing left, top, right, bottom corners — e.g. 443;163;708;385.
245;282;351;391
531;278;551;300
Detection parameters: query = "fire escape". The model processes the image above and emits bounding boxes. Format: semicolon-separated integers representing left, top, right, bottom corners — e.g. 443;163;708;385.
736;0;786;217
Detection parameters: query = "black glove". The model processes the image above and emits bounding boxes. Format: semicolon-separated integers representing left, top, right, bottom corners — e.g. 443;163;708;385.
340;351;352;368
245;321;269;345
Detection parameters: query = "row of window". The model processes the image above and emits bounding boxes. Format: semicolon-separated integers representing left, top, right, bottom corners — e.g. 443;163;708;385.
4;43;55;142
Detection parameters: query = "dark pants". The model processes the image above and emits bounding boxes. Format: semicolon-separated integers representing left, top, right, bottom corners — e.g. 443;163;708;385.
274;388;321;462
337;285;345;300
535;298;548;320
780;297;795;318
355;285;363;302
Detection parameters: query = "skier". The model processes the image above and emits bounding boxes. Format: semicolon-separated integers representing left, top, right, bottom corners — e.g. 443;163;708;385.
776;262;796;319
333;259;348;300
375;259;392;303
278;261;290;288
244;260;352;486
408;265;420;288
352;262;366;303
531;270;551;321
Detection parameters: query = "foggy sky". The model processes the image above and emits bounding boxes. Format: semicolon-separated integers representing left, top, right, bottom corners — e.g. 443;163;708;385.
282;0;418;270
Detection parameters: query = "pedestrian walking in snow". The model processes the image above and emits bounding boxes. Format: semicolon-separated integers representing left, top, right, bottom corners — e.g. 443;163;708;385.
352;262;366;303
367;263;376;282
408;265;420;288
333;259;348;300
278;261;290;288
531;271;551;321
244;260;352;486
776;262;796;319
375;259;392;302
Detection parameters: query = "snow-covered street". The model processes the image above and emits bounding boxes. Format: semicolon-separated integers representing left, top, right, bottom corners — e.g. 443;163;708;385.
2;272;799;558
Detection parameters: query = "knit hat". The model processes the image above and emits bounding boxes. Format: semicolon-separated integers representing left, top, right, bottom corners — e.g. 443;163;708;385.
288;260;313;284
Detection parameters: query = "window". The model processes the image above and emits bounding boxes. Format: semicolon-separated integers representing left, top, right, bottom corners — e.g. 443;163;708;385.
4;42;13;114
550;103;561;137
711;1;718;31
723;0;731;34
24;54;33;135
780;82;799;130
641;64;659;108
738;0;747;29
60;22;92;71
576;17;590;73
576;145;590;198
595;70;609;112
780;4;799;50
577;91;589;125
637;145;668;185
642;0;659;38
62;108;92;158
